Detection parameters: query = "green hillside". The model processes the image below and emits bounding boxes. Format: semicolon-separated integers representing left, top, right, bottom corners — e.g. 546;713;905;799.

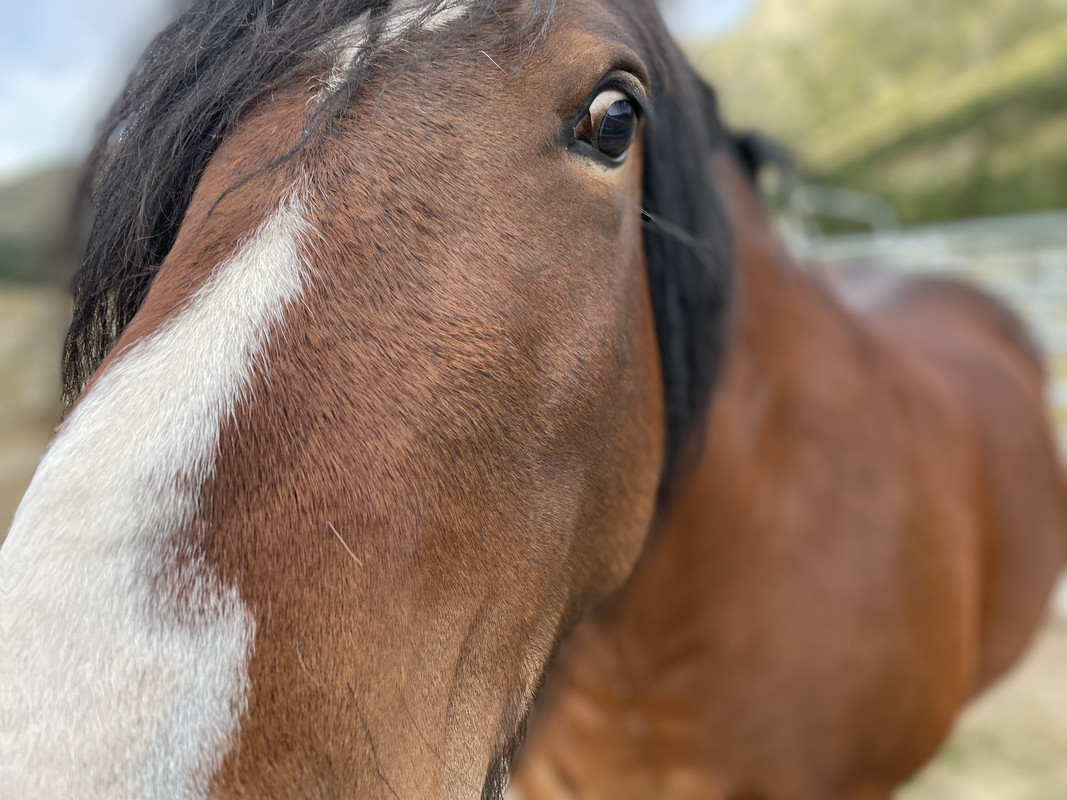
688;0;1067;224
0;164;80;283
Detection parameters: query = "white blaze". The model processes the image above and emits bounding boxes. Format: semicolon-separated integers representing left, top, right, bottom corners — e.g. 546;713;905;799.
321;0;475;91
0;187;312;798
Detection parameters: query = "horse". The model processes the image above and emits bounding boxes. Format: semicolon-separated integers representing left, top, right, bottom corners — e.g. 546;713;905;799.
508;144;1067;799
1;1;736;797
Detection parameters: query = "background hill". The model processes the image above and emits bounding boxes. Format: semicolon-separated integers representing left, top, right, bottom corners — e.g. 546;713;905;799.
0;164;79;283
688;0;1067;224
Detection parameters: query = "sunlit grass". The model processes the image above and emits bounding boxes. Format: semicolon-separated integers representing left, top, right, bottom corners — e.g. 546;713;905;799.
901;624;1067;800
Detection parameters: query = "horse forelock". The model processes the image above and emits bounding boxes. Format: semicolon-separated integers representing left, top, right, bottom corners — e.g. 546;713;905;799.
65;0;732;496
64;0;557;410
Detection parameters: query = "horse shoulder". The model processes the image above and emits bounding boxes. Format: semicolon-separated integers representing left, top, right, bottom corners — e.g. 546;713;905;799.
842;271;1067;689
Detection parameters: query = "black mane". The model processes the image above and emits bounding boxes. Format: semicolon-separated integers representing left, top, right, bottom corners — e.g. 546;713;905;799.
63;0;734;498
637;39;734;497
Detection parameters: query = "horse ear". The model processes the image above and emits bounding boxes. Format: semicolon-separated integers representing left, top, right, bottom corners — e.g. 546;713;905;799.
730;129;794;184
641;65;735;497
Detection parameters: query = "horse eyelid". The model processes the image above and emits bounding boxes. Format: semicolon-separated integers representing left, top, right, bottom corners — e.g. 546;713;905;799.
570;74;650;140
600;70;651;119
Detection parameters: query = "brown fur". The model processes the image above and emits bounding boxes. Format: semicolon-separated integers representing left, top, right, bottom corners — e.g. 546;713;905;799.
47;0;1064;795
68;2;713;797
511;154;1067;800
204;21;664;800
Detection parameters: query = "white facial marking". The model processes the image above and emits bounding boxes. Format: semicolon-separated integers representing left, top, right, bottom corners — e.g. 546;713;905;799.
0;185;312;798
321;0;474;92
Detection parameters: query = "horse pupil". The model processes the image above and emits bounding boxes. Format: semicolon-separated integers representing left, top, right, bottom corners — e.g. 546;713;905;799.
597;99;636;158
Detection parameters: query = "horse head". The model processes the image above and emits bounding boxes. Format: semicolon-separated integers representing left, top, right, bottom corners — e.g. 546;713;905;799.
3;1;732;796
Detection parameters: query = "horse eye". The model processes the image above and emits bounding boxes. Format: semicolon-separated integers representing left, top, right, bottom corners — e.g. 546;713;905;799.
575;89;640;162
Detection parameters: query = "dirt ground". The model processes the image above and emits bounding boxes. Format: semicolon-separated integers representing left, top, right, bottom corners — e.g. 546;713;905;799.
2;286;1065;797
902;624;1067;800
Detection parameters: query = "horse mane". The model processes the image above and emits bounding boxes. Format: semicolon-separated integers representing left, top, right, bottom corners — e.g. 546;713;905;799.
62;0;552;408
729;129;793;185
641;66;734;495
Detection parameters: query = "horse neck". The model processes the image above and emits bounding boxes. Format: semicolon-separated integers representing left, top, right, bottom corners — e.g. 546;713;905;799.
628;154;849;643
715;155;840;383
519;155;867;758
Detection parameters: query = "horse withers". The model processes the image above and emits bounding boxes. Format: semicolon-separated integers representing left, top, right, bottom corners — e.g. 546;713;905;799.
1;1;732;797
510;148;1067;799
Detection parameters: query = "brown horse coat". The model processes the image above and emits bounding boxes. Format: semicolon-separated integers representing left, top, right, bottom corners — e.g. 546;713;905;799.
3;2;735;798
511;152;1067;800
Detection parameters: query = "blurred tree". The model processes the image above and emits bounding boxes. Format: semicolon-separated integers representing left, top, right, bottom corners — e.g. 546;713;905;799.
691;0;1067;223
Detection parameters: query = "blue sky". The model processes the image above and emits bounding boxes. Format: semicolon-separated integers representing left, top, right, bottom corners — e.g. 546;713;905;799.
1;0;173;180
662;0;754;40
0;0;754;181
